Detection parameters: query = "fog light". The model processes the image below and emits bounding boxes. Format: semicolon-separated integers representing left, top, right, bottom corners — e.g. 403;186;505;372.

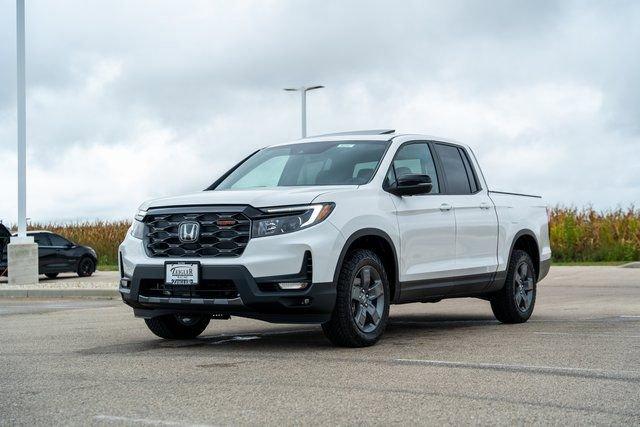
120;278;130;288
277;281;309;290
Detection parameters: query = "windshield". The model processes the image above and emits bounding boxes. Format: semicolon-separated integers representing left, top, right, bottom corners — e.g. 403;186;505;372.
214;140;389;190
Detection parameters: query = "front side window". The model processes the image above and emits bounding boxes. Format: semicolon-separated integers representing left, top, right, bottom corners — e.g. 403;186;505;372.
387;142;440;194
214;141;389;190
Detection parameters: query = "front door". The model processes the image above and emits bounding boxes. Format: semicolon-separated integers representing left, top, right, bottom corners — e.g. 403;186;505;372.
387;142;456;300
48;233;76;271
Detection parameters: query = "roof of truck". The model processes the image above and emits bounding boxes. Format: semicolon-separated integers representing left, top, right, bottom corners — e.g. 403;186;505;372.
268;130;466;148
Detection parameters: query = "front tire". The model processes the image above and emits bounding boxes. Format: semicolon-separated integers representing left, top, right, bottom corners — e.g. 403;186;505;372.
144;314;210;339
322;249;390;347
77;257;95;277
490;250;537;323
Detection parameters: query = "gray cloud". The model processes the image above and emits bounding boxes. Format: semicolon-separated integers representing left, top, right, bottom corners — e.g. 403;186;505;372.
0;0;638;222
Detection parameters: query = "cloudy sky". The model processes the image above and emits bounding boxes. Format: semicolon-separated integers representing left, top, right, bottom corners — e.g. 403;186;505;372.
0;0;638;223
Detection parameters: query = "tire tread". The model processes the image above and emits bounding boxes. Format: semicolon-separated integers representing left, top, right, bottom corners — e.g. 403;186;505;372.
322;249;389;347
144;315;210;339
490;249;536;324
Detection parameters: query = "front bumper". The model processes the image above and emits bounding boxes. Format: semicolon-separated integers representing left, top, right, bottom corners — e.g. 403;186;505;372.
120;264;336;323
119;211;345;323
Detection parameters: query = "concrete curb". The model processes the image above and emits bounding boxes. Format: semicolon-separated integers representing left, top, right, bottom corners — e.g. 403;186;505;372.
620;262;640;269
0;288;119;298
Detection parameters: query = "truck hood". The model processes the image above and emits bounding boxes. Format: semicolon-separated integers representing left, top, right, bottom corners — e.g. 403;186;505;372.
140;186;356;211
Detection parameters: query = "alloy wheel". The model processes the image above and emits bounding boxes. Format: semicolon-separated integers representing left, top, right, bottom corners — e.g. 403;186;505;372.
513;262;534;312
175;314;200;326
351;266;385;333
80;259;93;275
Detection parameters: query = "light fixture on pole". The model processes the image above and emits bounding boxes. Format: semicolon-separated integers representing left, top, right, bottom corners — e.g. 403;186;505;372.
283;85;324;138
8;0;38;286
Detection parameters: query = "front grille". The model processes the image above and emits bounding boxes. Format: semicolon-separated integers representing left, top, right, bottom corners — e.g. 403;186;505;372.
139;279;239;299
144;211;250;258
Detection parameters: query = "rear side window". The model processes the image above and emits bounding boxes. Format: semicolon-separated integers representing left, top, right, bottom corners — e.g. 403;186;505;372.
30;233;51;246
459;149;479;193
434;143;474;194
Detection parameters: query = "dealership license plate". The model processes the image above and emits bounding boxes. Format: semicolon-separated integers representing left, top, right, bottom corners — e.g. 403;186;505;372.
165;262;199;285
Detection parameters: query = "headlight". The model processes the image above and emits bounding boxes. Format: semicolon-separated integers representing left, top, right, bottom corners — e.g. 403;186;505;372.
130;220;145;239
252;203;335;238
134;209;146;221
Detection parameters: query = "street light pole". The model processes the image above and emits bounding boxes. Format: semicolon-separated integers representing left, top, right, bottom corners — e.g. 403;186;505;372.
8;0;38;286
284;85;324;138
300;89;306;138
16;0;26;238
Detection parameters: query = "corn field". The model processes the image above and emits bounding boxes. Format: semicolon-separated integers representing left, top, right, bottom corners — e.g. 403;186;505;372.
549;207;639;262
12;206;640;267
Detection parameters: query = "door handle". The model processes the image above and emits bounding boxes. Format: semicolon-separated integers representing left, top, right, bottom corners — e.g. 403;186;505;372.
479;202;491;210
439;203;452;212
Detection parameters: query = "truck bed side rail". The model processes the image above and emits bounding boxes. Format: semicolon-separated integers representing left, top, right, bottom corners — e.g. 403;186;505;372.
488;190;542;199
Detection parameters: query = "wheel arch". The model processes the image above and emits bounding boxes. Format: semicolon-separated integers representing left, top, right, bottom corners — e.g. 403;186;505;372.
76;249;98;266
333;228;400;303
508;229;540;279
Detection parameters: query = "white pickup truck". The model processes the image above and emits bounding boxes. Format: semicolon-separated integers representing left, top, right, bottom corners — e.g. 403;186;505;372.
119;130;551;347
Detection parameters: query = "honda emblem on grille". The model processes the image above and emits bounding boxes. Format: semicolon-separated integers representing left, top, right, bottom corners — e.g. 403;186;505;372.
178;221;200;243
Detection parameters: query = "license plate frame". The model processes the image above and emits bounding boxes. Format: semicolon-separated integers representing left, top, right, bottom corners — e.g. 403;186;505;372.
164;261;200;286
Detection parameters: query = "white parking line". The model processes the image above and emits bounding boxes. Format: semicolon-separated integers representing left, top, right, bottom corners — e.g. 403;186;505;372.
393;359;640;381
534;331;640;338
210;335;260;345
94;415;212;426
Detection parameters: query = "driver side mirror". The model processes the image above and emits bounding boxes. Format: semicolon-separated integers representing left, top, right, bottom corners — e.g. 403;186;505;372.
386;174;433;196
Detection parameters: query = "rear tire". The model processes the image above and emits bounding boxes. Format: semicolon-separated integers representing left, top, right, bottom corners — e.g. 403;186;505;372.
45;273;59;279
77;257;95;277
322;249;390;347
490;250;537;323
144;314;210;339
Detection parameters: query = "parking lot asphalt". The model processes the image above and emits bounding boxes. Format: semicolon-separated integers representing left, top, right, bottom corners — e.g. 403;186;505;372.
0;270;118;288
1;266;639;425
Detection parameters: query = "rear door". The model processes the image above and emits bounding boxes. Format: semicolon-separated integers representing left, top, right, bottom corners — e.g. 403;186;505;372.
387;142;456;299
432;143;499;284
30;233;55;272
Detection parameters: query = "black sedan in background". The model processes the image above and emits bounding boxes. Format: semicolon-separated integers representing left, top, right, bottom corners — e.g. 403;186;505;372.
0;225;98;278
